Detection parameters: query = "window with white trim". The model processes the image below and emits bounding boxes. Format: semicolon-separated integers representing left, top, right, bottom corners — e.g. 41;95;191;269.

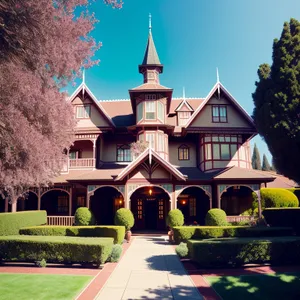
145;101;155;119
117;144;132;162
212;105;227;123
178;111;191;126
145;133;155;149
76;105;91;119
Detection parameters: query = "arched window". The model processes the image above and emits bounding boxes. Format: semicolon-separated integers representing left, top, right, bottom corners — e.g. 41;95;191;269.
178;144;189;160
117;144;132;162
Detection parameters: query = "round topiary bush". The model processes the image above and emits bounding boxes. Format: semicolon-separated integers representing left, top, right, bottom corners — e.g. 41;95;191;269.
175;242;189;258
114;208;134;231
205;209;227;226
166;209;184;228
261;188;299;208
74;207;96;226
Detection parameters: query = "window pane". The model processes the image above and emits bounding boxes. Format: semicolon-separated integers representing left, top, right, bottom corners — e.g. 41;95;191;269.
219;135;225;142
221;144;230;160
137;102;143;122
158;102;164;121
76;106;84;118
220;107;226;117
212;106;219;117
205;135;211;142
145;101;155;119
213;144;220;159
230;144;237;158
205;144;212;159
231;135;237;142
212;135;219;142
146;133;155;149
157;134;164;151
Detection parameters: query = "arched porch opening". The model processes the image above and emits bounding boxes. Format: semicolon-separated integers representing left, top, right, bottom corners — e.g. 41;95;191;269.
41;189;70;216
90;187;124;225
130;186;170;231
17;191;38;211
177;187;210;225
0;194;5;212
221;186;254;215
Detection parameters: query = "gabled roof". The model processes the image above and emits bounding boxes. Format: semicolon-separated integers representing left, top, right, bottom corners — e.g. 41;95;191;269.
130;82;172;91
185;82;255;128
174;99;194;112
68;82;115;128
115;148;186;181
141;32;162;66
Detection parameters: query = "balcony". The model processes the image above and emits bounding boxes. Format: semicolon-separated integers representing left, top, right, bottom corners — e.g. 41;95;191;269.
69;158;95;169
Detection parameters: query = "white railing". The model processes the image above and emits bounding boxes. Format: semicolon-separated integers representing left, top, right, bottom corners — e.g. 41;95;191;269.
226;215;255;223
69;158;95;169
47;216;75;226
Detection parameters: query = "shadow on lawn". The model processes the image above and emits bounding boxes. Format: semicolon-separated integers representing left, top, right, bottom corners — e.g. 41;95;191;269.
207;272;300;300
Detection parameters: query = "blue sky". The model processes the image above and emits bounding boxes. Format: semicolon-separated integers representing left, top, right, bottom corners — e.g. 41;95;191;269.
70;0;300;163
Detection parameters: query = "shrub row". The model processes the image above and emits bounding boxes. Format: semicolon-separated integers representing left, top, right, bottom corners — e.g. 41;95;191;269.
0;235;113;266
0;211;47;236
20;225;125;244
173;226;294;243
187;236;300;267
263;208;300;235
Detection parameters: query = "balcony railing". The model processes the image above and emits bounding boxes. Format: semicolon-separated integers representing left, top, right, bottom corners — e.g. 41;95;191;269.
69;158;95;169
226;215;255;223
47;216;75;226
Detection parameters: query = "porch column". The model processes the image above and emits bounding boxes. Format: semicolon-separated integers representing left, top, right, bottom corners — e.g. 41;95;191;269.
86;189;90;209
124;185;129;209
172;185;176;210
92;139;96;169
216;185;221;209
69;187;73;216
37;187;41;210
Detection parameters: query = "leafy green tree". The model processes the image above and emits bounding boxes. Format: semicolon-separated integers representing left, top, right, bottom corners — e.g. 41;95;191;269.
251;143;262;170
252;18;300;183
262;154;271;171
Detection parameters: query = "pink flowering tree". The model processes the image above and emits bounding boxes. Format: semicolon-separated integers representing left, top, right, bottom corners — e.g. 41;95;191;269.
130;141;149;159
0;0;123;203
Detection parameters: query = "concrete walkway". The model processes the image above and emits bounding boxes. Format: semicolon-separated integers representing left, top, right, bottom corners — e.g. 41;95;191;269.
96;236;203;300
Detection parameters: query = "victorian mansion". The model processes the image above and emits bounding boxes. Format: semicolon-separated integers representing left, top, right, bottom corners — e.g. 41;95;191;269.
1;26;278;230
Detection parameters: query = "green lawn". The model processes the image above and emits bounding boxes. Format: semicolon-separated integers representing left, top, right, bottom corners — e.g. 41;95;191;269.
206;273;300;300
0;273;93;300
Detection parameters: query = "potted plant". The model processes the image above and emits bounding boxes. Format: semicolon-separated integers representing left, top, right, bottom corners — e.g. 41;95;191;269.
114;208;135;242
166;209;184;242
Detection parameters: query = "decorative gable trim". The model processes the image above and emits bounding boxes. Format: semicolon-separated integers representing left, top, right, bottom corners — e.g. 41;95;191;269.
115;148;186;181
175;100;194;112
185;82;255;128
68;83;115;128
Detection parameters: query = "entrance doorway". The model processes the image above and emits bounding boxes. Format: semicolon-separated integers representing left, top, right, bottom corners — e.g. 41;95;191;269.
130;186;170;231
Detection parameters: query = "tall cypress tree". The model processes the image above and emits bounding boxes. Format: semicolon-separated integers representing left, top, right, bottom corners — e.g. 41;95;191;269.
262;154;271;171
251;143;262;170
253;18;300;183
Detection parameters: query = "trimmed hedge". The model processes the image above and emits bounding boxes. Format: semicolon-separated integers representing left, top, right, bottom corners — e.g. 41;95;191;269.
173;226;294;243
260;188;299;208
287;188;300;202
187;236;300;267
74;207;96;226
166;209;184;228
114;208;134;231
205;209;227;226
20;225;125;244
0;235;113;266
0;211;47;236
263;208;300;235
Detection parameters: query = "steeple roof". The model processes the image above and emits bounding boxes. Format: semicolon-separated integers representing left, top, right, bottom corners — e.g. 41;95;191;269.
141;32;162;66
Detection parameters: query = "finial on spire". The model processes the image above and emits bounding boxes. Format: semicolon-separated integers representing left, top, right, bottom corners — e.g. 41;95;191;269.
216;67;221;99
149;13;152;33
183;87;186;100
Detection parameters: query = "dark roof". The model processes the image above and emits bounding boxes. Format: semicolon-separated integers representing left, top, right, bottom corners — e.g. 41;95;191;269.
141;32;162;66
177;167;220;181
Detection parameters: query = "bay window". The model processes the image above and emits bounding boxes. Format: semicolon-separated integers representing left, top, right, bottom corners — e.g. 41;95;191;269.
145;133;155;149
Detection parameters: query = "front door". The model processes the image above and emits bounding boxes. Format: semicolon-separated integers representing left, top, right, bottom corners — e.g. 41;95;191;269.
145;199;157;230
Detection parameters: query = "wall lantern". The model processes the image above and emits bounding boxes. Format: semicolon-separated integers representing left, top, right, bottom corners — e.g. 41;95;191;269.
149;188;153;196
181;199;187;205
119;199;123;205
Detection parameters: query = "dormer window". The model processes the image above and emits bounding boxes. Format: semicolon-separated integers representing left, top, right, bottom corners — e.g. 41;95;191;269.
178;111;191;126
76;105;91;119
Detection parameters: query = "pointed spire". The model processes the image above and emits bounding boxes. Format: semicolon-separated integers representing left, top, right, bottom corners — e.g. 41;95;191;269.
149;13;152;33
82;68;86;97
216;67;221;99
